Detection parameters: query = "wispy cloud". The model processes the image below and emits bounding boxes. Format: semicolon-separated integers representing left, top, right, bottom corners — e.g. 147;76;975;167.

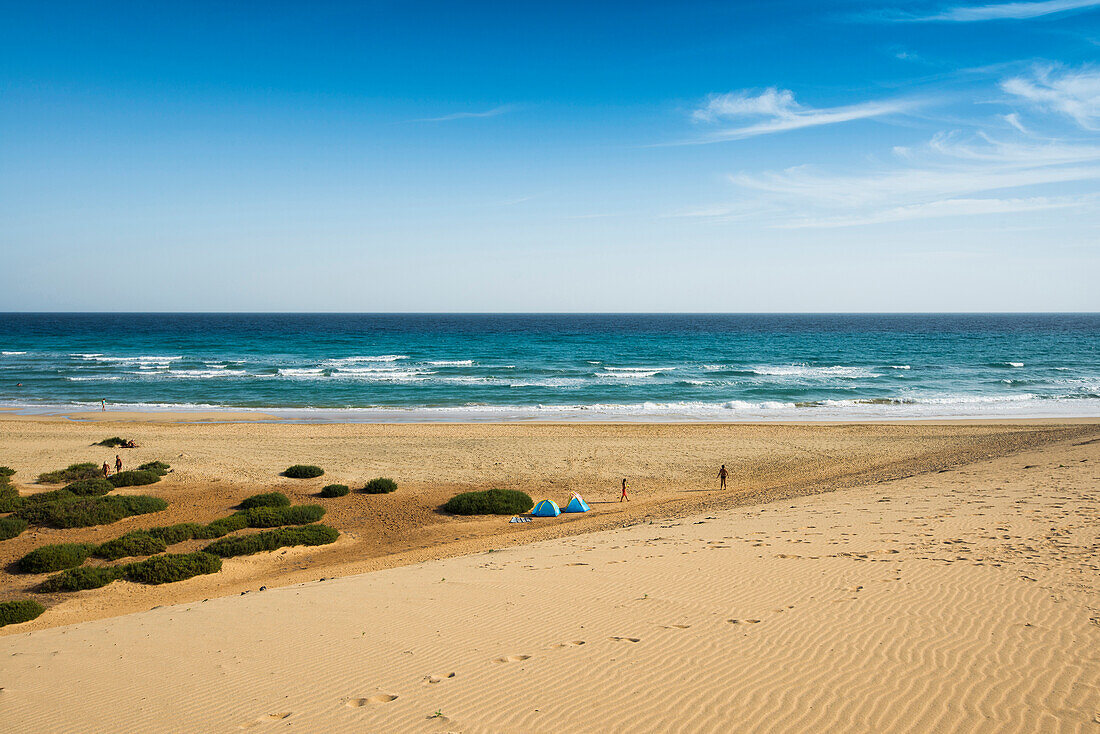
894;0;1100;22
688;88;915;142
412;105;513;123
1001;65;1100;129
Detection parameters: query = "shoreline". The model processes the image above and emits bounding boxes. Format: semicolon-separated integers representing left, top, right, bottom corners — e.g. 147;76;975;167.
1;416;1097;635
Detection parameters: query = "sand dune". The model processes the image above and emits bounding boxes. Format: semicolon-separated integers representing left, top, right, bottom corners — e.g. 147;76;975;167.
1;431;1096;732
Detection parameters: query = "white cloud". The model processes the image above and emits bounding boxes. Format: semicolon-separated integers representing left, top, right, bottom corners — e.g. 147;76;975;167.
775;197;1080;228
904;0;1100;21
689;88;914;141
413;105;513;123
1001;65;1100;129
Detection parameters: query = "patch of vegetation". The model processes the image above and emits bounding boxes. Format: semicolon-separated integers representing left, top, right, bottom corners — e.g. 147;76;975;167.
283;464;324;479
94;532;167;561
0;599;46;627
96;437;129;447
125;552;221;585
63;478;114;497
204;524;339;558
136;461;170;476
107;469;161;487
39;565;126;592
0;485;23;513
441;488;533;516
17;543;94;573
0;516;27;541
17;494;166;529
38;462;101;484
239;492;290;509
319;484;349;498
244;504;325;528
147;522;216;544
362;477;397;494
205;513;249;537
0;466;15;478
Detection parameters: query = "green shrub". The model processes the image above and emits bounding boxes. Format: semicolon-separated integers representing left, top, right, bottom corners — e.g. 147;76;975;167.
0;516;27;541
239;492;290;509
107;469;161;488
320;484;349;498
362;477;397;494
18;494;166;529
18;543;93;573
95;532;167;561
0;485;22;513
14;491;80;524
38;462;100;484
244;504;325;528
39;565;126;592
283;464;324;478
204;524;339;558
64;478;114;497
205;513;249;537
125;552;221;584
0;466;15;478
0;599;46;627
147;522;209;544
442;488;533;516
96;437;128;447
136;461;170;476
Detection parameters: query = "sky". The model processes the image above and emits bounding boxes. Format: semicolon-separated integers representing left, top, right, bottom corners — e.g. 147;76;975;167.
1;0;1099;312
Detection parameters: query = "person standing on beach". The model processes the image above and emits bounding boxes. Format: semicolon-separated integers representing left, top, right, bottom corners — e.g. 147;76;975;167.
620;478;629;502
102;461;110;478
718;464;728;490
115;455;123;474
101;399;106;412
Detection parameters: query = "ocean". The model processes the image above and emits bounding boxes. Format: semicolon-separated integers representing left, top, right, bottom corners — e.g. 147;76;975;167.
0;313;1097;421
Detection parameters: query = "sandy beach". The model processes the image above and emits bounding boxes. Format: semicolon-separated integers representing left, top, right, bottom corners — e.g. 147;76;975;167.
0;416;1098;731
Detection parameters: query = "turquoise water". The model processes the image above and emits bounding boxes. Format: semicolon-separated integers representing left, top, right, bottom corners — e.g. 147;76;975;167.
0;313;1097;421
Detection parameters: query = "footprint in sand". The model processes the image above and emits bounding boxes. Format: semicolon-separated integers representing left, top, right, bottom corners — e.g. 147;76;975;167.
422;673;457;684
346;694;398;707
494;654;531;663
551;640;586;648
239;712;292;728
661;624;691;629
609;636;641;643
727;619;761;624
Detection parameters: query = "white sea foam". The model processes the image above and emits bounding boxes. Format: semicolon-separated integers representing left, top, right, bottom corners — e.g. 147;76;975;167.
890;365;911;370
1006;362;1024;368
751;364;881;379
427;360;475;366
595;370;663;379
278;368;327;377
66;376;121;382
1;351;27;355
322;355;408;367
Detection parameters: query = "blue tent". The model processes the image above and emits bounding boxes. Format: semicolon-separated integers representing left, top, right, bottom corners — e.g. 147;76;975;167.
562;493;590;513
531;499;561;517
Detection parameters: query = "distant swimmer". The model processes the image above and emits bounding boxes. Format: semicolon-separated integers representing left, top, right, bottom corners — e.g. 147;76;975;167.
115;455;123;474
718;464;728;490
620;478;629;502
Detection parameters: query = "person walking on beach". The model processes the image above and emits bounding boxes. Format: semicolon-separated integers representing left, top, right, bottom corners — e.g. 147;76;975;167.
101;398;106;412
102;461;110;478
620;478;629;502
718;464;728;490
115;455;123;474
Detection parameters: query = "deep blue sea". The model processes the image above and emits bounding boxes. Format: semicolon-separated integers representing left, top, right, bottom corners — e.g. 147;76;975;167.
0;313;1097;421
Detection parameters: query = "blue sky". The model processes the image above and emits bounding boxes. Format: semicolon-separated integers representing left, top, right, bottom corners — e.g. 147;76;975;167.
2;0;1098;311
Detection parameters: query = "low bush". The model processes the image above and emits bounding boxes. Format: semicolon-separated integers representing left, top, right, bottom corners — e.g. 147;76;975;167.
239;492;290;509
0;516;27;541
205;513;249;537
125;552;221;585
283;464;324;479
107;469;161;488
0;466;15;478
362;477;397;494
39;565;126;592
136;461;170;476
0;485;22;513
319;484;349;498
14;491;80;524
94;532;167;561
244;504;325;528
0;599;46;627
17;543;93;573
64;478;114;497
38;462;100;484
96;437;129;447
147;522;210;544
441;488;533;516
18;494;166;529
204;524;339;558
